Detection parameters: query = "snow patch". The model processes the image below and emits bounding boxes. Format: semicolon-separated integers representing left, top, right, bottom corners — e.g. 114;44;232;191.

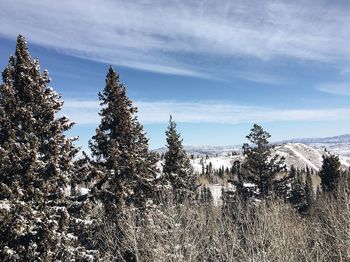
0;201;11;211
206;183;234;205
283;144;320;171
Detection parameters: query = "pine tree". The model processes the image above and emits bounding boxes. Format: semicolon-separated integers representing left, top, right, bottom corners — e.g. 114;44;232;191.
88;67;159;259
319;153;342;193
66;152;99;259
200;158;205;175
0;35;94;260
304;169;315;213
289;167;305;210
89;67;159;215
240;124;286;198
163;116;196;201
199;187;213;204
316;186;322;199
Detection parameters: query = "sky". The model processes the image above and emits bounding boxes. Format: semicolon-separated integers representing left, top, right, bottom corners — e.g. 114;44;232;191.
1;0;350;150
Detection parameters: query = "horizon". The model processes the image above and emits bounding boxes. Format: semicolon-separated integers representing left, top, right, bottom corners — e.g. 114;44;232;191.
157;133;350;150
1;0;350;150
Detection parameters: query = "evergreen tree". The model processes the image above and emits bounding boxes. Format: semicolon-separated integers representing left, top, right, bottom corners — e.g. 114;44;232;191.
199;187;213;204
0;35;94;260
304;169;315;212
208;162;213;174
316;186;322;199
66;152;99;258
89;66;159;215
240;124;286;198
319;153;342;193
163;116;196;200
200;158;205;175
289;167;305;210
230;160;241;182
288;166;315;213
289;165;297;181
88;67;159;260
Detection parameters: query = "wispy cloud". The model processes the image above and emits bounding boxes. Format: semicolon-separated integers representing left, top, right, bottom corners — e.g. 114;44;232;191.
230;70;286;85
316;83;350;96
62;99;350;125
1;0;350;80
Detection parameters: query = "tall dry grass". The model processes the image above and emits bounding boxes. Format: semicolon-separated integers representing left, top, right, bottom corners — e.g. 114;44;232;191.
95;184;349;261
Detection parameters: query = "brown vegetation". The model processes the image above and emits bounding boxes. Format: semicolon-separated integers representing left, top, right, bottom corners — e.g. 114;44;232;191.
95;184;349;262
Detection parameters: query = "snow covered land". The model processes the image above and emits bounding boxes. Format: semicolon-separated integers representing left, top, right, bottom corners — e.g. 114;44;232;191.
155;137;350;203
282;134;350;157
156;134;350;172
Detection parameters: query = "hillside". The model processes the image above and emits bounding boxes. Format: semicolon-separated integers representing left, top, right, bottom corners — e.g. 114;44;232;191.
154;134;350;157
156;143;350;174
282;134;350;157
155;134;350;172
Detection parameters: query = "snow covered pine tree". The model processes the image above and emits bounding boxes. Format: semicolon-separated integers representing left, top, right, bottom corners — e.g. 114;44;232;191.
239;124;287;199
163;116;197;202
0;35;95;260
88;66;159;260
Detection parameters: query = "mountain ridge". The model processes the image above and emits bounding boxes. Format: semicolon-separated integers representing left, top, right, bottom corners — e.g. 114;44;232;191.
153;134;350;157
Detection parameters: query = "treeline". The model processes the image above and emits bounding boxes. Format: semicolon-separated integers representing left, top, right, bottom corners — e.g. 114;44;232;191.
0;36;349;261
0;35;196;261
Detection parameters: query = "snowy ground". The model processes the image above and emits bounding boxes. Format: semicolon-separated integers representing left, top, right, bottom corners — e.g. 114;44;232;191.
205;183;234;205
184;143;350;173
190;155;242;174
274;143;350;171
157;142;350;205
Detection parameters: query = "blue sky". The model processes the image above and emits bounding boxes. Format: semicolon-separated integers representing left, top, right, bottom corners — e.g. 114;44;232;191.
1;0;350;150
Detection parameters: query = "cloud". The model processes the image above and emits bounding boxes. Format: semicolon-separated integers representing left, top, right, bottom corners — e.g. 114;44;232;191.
1;0;350;79
61;99;350;125
316;83;350;96
230;70;286;85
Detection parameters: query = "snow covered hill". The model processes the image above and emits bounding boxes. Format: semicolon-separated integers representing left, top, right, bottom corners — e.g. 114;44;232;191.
281;134;350;157
184;143;350;173
154;134;350;157
154;134;350;161
273;143;350;171
157;141;350;204
155;144;241;157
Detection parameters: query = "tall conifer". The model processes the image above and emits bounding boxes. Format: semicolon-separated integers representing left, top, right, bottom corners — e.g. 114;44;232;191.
241;124;286;198
0;35;92;260
304;169;315;212
163;116;196;200
89;66;158;215
319;153;342;193
88;67;159;260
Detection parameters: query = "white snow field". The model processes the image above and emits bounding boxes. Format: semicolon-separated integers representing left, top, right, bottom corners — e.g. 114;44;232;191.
154;138;350;205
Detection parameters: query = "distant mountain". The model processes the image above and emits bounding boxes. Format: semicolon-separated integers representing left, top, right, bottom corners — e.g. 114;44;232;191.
154;144;242;156
153;134;350;157
281;134;350;144
281;134;350;157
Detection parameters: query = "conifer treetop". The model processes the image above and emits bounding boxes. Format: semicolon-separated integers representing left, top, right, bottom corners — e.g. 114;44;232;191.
89;66;158;216
163;115;196;199
319;153;342;193
240;124;286;197
0;35;88;261
0;35;76;199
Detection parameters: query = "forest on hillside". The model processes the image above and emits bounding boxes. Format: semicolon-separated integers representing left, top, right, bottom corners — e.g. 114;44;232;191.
0;36;349;261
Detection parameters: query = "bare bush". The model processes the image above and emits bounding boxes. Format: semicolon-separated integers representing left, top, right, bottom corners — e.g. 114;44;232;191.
311;185;350;261
96;190;349;262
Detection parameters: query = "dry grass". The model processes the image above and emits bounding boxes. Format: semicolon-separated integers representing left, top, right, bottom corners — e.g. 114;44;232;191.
96;187;349;262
